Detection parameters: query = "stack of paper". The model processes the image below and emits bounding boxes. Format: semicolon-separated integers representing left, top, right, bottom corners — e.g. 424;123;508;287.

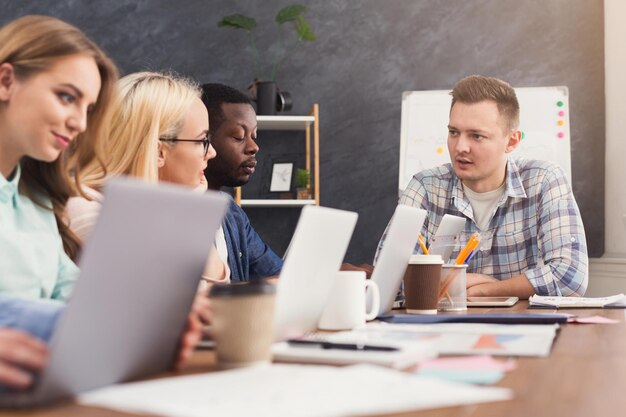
529;294;626;308
79;364;512;417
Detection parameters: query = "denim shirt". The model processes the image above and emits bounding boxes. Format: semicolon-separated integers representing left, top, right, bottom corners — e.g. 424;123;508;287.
222;196;283;281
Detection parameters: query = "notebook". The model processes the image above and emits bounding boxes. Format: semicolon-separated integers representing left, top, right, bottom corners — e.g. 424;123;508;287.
377;313;569;324
529;294;626;308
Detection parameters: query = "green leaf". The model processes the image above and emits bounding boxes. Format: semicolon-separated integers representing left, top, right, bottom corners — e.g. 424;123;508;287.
218;14;256;31
296;169;310;187
293;16;316;41
276;4;307;24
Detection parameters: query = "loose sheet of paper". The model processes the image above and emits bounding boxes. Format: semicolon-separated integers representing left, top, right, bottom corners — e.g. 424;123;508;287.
568;315;620;324
79;364;511;417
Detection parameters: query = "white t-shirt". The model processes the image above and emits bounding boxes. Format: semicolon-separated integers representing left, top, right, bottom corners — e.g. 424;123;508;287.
215;225;230;281
198;226;231;293
462;182;506;232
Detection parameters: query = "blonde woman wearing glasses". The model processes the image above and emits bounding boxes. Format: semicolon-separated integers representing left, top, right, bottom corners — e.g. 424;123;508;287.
66;71;228;284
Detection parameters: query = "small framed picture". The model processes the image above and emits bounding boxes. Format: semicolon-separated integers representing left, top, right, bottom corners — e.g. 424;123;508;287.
270;162;293;192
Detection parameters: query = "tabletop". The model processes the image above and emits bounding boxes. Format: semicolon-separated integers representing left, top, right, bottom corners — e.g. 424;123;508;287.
3;302;625;417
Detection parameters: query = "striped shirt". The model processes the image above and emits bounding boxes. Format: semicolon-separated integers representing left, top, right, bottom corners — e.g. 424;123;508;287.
378;158;588;296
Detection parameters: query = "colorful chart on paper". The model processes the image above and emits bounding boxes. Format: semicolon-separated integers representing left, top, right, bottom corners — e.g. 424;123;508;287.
326;323;558;357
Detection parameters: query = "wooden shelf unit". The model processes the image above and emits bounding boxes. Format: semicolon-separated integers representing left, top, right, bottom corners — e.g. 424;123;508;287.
235;104;320;206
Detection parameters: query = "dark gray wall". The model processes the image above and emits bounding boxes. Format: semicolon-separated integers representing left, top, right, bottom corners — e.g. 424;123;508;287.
2;0;605;261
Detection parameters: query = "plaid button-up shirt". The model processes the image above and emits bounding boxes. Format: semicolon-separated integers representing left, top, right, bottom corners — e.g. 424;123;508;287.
378;158;588;296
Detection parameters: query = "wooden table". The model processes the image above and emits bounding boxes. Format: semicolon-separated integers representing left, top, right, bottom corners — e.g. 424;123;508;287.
3;302;625;417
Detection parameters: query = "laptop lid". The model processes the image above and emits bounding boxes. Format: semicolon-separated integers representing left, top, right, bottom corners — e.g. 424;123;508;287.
370;205;427;316
428;214;466;263
9;178;228;407
274;206;358;341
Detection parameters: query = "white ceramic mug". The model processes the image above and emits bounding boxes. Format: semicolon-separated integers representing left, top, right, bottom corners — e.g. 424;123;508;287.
318;271;380;330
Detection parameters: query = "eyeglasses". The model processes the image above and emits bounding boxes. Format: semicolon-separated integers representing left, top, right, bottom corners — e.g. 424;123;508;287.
159;135;211;157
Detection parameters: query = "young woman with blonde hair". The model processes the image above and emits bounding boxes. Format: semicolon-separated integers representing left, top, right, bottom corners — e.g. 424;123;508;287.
0;14;117;300
67;71;228;284
0;15;203;391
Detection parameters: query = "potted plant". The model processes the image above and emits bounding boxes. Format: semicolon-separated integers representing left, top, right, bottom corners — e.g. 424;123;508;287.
295;168;311;200
218;4;316;115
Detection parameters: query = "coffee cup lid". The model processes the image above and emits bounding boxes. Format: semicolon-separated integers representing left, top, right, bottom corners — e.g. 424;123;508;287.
209;279;276;298
408;254;443;265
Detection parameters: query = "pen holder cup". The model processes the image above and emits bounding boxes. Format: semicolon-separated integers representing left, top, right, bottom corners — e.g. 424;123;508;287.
427;240;463;265
437;264;468;312
209;280;276;368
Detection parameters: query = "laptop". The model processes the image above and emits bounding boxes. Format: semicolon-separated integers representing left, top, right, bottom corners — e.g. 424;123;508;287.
369;205;427;316
0;178;228;407
273;206;358;340
428;214;466;263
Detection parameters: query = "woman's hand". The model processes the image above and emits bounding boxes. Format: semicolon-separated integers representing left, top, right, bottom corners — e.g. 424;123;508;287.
172;313;202;371
191;293;212;326
0;328;48;390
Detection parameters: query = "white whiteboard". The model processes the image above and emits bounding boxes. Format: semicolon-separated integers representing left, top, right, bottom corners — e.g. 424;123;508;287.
399;87;571;192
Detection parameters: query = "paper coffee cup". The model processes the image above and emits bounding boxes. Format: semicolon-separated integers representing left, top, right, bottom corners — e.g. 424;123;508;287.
403;254;443;314
209;280;276;368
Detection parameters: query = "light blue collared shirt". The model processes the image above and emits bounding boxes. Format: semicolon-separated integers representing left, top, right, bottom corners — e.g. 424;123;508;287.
0;166;78;301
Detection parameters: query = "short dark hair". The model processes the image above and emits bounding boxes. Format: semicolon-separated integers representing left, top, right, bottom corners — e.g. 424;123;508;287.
201;83;253;133
450;75;520;130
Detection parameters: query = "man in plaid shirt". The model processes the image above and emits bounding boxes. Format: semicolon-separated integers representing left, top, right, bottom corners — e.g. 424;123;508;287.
381;75;588;298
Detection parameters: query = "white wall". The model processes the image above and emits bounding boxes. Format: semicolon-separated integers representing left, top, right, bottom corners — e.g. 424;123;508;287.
604;0;626;256
587;0;626;296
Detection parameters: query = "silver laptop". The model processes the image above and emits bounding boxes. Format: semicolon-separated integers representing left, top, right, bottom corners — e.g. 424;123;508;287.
274;206;358;340
0;178;227;407
370;205;427;316
428;214;466;263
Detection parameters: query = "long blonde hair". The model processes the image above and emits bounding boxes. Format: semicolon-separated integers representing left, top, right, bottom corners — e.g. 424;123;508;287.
0;15;118;261
78;71;200;188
